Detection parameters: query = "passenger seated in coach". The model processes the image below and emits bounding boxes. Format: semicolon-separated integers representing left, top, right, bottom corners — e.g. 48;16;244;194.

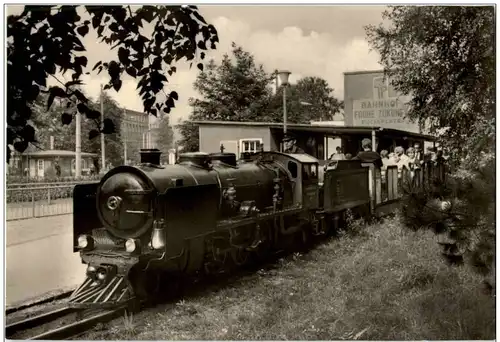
329;146;345;161
379;149;394;182
352;138;383;169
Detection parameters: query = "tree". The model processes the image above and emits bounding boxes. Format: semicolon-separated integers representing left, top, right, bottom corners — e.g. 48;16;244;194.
29;90;125;167
365;6;495;164
176;120;199;153
7;5;219;163
366;6;495;287
266;76;344;124
177;43;276;151
154;114;174;162
29;95;68;150
85;93;124;168
400;154;495;292
190;43;275;121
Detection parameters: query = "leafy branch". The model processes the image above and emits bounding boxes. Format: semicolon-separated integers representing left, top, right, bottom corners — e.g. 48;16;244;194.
7;5;219;163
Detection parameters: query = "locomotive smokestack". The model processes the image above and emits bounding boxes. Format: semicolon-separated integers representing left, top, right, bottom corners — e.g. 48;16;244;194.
140;148;162;165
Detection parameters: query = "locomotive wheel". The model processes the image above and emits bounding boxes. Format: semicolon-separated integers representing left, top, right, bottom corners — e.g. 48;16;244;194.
204;249;230;275
128;266;161;300
230;247;250;267
320;216;332;237
294;227;311;252
251;223;273;263
302;227;311;245
157;272;183;301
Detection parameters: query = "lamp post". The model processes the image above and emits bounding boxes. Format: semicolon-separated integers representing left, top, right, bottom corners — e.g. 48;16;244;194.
75;107;81;178
278;70;291;137
100;84;106;172
123;108;127;165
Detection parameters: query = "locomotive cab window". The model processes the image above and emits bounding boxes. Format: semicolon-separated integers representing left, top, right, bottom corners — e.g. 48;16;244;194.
302;163;318;181
287;161;298;178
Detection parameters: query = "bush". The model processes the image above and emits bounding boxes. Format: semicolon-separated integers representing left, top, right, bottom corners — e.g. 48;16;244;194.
6;174;102;203
400;153;495;292
7;174;101;185
6;186;74;203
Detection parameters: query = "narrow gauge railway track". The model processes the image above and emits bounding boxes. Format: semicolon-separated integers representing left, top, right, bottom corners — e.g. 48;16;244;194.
6;290;74;315
5;229;356;340
6;304;131;340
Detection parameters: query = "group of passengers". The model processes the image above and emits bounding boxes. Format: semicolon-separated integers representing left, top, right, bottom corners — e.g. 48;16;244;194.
329;147;352;161
380;145;422;173
285;133;444;176
329;139;445;178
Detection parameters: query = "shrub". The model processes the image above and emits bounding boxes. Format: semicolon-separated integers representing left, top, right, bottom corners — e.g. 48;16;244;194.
6;174;102;203
400;153;495;292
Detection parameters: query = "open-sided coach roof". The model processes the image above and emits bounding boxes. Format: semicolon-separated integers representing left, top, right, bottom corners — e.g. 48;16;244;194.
190;120;436;141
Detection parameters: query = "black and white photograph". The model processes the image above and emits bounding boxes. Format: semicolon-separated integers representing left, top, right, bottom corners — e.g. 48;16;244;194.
3;2;496;340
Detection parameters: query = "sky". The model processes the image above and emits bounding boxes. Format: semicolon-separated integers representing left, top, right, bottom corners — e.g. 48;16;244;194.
7;5;385;138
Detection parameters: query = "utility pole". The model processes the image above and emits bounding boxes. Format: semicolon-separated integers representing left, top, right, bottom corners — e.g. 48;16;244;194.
277;70;291;140
75;108;82;178
147;113;152;149
275;70;279;95
123;108;127;165
100;84;106;172
283;84;287;136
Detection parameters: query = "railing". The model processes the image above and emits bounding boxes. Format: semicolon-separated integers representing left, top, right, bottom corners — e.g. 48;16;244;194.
6;181;97;221
6;174;102;184
377;162;447;205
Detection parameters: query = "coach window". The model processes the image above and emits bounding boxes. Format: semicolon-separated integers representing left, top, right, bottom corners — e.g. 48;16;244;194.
310;164;318;178
287;161;298;178
302;164;318;181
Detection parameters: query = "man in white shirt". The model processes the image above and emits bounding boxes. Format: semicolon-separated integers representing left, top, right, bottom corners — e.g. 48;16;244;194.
329;146;345;160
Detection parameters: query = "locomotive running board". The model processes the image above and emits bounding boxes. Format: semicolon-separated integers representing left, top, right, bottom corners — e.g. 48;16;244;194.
67;275;133;309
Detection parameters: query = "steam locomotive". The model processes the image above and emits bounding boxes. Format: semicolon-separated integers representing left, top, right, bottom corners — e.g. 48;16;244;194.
68;149;370;308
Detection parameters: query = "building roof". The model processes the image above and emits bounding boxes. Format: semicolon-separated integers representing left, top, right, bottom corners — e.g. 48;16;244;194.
20;150;99;158
191;120;436;141
125;108;148;117
310;120;345;127
343;69;384;75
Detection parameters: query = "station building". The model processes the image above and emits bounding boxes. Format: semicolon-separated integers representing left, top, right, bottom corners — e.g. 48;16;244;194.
194;70;434;160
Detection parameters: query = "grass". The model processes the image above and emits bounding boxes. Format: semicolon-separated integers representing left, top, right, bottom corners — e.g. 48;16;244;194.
80;214;495;340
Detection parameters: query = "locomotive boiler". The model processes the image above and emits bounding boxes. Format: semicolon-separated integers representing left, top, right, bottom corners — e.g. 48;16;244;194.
68;148;371;309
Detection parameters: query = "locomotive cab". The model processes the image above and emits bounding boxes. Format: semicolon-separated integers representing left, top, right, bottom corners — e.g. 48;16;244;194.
287;154;320;209
256;152;320;210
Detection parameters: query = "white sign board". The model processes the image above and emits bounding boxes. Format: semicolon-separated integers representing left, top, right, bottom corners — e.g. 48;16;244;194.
352;96;420;133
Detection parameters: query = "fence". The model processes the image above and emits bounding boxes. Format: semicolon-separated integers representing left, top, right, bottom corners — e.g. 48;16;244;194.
6;181;97;221
7;161;446;221
6;174;102;184
378;162;447;205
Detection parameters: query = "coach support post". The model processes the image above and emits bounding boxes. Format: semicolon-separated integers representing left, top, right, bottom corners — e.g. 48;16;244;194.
371;129;376;152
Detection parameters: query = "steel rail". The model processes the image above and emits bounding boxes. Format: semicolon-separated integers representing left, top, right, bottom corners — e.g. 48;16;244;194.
5;307;76;338
29;305;129;340
6;290;74;315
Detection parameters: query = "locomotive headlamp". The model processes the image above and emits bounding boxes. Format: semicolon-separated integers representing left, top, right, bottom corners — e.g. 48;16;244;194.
78;235;94;250
96;268;107;281
125;238;141;253
226;186;236;200
86;265;97;279
151;219;166;250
